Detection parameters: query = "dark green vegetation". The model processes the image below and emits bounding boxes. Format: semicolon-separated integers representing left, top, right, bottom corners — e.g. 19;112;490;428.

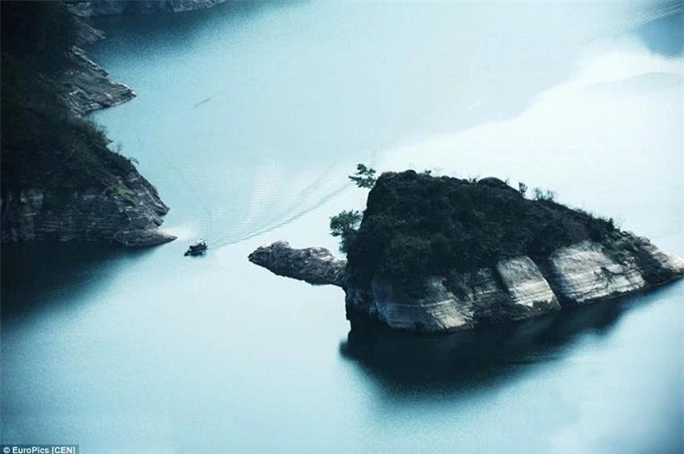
330;210;362;253
344;171;616;287
1;1;134;191
329;164;377;252
348;163;377;189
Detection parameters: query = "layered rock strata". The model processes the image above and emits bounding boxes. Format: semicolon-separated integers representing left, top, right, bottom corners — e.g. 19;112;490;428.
1;172;174;246
60;46;136;116
249;232;684;333
346;232;683;332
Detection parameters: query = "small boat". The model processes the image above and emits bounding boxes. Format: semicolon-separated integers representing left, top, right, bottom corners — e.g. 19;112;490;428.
184;240;208;256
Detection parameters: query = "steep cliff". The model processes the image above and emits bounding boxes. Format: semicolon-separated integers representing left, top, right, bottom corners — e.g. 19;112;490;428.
248;172;683;333
1;1;173;247
1;172;173;246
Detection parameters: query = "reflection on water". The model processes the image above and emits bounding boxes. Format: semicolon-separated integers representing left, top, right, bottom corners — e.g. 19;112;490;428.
341;298;628;396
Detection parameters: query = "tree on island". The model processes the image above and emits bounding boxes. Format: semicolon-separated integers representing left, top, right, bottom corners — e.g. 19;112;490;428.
330;209;362;253
349;163;377;188
329;163;377;252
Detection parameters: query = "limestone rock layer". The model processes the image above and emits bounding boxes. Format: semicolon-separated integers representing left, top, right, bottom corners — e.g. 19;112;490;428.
249;233;684;333
1;172;175;247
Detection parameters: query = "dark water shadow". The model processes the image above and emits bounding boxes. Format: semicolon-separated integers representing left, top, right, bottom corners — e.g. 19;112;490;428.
340;290;672;400
1;242;152;323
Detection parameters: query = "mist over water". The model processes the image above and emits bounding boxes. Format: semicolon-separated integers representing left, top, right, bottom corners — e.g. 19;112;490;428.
2;1;683;453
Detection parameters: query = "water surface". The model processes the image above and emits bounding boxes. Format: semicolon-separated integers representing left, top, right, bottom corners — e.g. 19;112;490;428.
2;2;683;453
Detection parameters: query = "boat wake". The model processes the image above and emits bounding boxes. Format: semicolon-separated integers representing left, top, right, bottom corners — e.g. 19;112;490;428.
165;150;378;250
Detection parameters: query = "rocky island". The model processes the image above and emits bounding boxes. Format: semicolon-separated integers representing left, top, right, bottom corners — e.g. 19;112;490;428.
250;171;684;333
1;1;173;246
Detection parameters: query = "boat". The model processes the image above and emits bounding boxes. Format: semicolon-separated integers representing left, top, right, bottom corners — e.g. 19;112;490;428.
184;240;208;256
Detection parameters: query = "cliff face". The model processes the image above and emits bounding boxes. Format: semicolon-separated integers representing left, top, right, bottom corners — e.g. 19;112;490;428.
61;46;136;116
1;172;173;246
1;2;173;247
344;232;683;332
67;0;229;16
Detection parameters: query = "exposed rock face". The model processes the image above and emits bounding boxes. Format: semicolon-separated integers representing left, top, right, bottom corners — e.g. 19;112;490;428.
1;172;175;247
548;241;646;304
249;232;683;333
496;256;559;309
74;15;106;45
60;46;136;116
368;275;476;331
248;241;346;286
67;0;229;17
345;232;683;332
345;257;564;332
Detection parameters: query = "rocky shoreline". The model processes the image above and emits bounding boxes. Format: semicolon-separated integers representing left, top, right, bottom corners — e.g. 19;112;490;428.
60;46;136;117
1;172;174;246
249;241;347;287
249;231;684;333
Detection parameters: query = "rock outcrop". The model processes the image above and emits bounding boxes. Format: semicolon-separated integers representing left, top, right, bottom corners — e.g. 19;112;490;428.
548;241;647;304
67;0;229;17
1;172;174;247
60;46;136;116
248;171;684;333
248;241;346;286
344;232;683;332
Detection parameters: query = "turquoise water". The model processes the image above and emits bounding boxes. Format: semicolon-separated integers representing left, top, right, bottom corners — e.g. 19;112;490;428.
2;1;683;452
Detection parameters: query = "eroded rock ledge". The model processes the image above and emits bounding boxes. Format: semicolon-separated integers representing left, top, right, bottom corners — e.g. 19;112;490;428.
61;46;136;116
249;233;684;333
1;172;174;246
248;241;346;287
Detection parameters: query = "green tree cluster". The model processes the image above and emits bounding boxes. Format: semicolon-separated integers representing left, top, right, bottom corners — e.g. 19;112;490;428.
329;210;362;253
329;164;378;252
348;163;377;188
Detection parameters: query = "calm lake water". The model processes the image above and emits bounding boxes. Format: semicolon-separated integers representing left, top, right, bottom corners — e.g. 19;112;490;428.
2;1;683;453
